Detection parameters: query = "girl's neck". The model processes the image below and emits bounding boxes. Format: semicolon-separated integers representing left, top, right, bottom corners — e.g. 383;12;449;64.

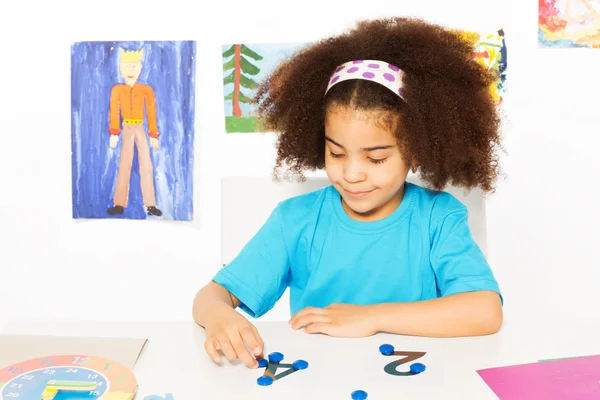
342;185;405;222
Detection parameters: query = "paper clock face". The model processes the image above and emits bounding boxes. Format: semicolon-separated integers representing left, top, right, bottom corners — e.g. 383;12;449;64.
0;355;136;400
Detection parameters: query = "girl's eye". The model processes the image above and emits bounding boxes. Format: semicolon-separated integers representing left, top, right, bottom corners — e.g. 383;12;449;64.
329;151;343;158
369;158;387;164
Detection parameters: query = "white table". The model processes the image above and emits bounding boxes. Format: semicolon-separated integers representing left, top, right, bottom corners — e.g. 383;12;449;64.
2;314;600;399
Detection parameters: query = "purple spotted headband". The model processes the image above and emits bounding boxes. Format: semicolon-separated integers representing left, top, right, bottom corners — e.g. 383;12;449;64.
325;60;406;101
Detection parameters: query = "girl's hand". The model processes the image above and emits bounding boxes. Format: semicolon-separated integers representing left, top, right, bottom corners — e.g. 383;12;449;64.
203;306;264;368
289;303;378;337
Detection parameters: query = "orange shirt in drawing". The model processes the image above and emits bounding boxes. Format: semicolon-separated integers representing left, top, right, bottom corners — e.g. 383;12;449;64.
109;83;160;138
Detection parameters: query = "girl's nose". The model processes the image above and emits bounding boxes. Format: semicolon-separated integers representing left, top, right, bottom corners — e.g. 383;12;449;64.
343;160;366;183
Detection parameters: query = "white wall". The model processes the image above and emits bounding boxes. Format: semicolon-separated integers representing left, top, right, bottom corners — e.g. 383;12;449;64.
0;0;598;324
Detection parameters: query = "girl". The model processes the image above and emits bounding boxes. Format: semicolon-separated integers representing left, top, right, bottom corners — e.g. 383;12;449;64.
193;17;504;369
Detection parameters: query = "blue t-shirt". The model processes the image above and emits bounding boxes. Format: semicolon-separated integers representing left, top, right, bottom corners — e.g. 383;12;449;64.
213;182;502;318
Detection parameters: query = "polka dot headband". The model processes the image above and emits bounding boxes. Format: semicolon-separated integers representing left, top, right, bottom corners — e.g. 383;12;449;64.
325;60;406;101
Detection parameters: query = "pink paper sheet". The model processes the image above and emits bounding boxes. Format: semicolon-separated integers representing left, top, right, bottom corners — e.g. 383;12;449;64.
477;354;600;399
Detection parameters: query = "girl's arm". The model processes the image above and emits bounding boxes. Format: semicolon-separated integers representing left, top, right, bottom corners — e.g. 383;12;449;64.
289;290;502;338
193;281;265;369
370;290;502;337
192;281;241;328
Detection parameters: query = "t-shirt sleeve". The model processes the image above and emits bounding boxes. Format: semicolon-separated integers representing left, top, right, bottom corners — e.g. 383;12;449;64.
430;205;503;305
212;204;290;318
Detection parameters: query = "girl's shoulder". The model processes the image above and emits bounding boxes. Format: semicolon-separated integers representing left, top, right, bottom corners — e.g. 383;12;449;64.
276;184;333;215
408;181;468;222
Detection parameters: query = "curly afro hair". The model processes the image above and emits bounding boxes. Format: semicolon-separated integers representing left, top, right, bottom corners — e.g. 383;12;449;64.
253;17;503;193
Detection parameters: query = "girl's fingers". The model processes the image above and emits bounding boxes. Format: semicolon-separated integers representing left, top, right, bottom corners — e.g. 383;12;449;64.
204;338;221;363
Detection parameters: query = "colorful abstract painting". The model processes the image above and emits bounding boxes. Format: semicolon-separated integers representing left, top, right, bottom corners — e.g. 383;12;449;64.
465;29;508;104
222;42;307;133
71;41;196;220
539;0;600;48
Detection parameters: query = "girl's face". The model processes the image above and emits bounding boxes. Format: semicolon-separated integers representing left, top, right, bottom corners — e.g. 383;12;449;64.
324;105;410;222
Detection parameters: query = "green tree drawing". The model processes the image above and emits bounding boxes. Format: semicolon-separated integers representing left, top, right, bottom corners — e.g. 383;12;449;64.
223;44;263;117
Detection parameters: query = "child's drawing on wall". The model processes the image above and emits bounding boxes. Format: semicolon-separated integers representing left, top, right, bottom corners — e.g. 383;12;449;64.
71;41;196;221
465;29;508;104
221;36;505;135
222;42;307;133
539;0;600;48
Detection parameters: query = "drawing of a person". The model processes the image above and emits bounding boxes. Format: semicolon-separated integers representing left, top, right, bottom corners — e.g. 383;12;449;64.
107;47;162;217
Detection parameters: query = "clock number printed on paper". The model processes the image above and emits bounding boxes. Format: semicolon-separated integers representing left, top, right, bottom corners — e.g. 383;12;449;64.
72;356;90;366
40;358;55;367
7;367;24;375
